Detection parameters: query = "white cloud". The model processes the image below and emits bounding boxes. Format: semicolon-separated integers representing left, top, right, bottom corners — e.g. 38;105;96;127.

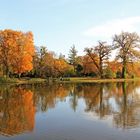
83;16;140;39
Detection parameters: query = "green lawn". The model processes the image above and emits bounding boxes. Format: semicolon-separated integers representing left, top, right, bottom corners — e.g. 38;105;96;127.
59;77;140;83
0;77;47;84
0;77;140;84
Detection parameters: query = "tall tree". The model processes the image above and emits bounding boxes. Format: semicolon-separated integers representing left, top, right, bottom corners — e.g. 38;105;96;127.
38;46;48;77
113;32;140;78
85;41;111;78
68;45;78;72
0;30;20;77
0;30;35;77
39;48;55;78
12;32;35;77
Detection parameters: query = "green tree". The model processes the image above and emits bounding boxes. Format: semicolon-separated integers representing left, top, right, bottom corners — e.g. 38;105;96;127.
68;45;78;73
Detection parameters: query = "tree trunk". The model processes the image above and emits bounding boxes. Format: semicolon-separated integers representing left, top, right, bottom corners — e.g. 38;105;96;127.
73;64;76;73
100;69;103;79
122;61;126;79
5;65;9;78
18;73;21;79
99;58;103;79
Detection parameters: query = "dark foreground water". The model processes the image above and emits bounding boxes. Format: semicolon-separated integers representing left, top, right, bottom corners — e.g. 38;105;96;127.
0;82;140;140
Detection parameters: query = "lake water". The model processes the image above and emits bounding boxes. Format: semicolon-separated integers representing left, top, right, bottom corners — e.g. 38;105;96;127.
0;82;140;140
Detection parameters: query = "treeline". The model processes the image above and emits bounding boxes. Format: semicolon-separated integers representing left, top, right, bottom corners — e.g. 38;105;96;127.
0;29;140;79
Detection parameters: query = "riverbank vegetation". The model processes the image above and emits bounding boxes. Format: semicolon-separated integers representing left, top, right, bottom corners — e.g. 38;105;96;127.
0;29;140;83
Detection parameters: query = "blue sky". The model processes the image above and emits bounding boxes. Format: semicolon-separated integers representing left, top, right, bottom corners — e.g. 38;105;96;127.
1;0;140;56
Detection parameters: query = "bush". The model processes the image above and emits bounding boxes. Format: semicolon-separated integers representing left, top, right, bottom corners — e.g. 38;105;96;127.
0;77;18;83
64;69;76;77
104;68;115;79
116;71;122;78
61;78;70;81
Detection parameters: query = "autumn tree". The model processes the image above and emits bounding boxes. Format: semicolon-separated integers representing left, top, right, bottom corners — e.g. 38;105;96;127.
31;46;40;77
85;41;111;78
33;46;54;78
0;29;35;77
53;59;66;77
33;47;73;78
0;29;20;77
12;32;35;77
38;46;48;77
82;55;98;76
68;45;78;72
55;54;73;77
104;61;122;78
39;47;56;77
127;62;140;77
113;32;140;78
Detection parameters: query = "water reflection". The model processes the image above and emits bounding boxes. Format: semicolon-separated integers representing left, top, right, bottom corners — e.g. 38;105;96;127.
113;82;140;129
0;86;35;136
0;82;140;138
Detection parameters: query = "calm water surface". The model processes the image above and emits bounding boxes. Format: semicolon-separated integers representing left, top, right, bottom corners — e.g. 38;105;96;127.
0;82;140;140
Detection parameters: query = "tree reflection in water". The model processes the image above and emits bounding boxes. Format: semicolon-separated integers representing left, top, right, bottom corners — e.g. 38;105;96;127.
0;82;140;137
0;86;35;136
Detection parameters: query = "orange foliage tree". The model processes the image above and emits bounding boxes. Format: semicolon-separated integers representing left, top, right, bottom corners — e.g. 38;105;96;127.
82;55;98;76
54;58;71;77
85;41;111;78
0;29;35;77
11;32;34;77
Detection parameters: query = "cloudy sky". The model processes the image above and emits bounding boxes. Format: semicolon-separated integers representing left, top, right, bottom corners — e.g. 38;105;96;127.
1;0;140;56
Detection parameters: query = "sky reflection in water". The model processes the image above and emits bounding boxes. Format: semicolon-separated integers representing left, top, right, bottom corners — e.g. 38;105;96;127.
0;82;140;140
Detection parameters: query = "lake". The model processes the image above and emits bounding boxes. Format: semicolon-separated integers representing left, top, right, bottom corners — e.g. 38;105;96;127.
0;82;140;140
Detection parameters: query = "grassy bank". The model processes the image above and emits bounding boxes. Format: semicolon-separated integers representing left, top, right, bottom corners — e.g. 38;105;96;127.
0;77;47;84
0;77;140;84
59;77;140;83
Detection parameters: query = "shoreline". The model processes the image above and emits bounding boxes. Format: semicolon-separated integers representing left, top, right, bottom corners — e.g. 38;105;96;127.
0;78;47;85
1;77;140;85
58;77;140;83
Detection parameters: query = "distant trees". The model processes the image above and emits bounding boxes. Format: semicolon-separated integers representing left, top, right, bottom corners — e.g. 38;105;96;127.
33;46;73;78
85;41;111;78
83;32;140;79
32;33;140;79
68;45;78;72
113;32;140;78
0;29;140;79
33;46;56;78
